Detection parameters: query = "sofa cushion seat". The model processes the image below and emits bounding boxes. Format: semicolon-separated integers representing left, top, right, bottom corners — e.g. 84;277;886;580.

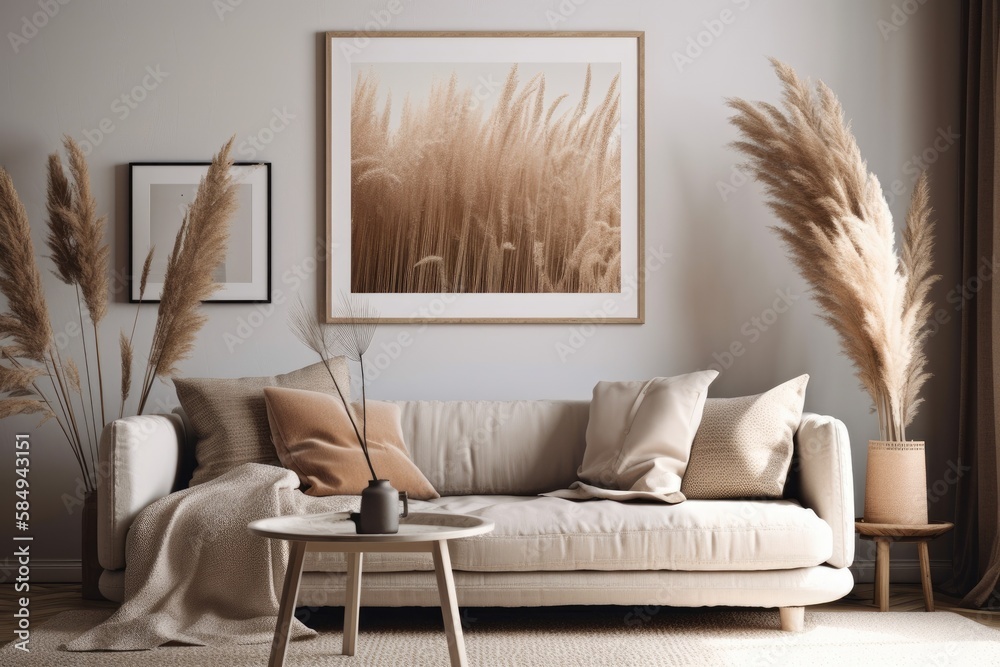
303;495;833;574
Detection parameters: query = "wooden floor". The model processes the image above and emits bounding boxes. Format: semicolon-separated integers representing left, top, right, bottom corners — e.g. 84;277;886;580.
2;583;998;640
832;583;1000;629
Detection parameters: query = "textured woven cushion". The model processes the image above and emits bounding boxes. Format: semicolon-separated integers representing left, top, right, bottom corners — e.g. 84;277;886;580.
681;375;809;499
264;387;438;500
545;371;718;503
175;360;350;486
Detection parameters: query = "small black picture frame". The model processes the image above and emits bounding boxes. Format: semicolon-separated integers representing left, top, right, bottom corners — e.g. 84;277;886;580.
128;161;272;303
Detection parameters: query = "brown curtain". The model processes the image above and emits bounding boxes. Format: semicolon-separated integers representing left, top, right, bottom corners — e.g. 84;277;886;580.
953;0;1000;609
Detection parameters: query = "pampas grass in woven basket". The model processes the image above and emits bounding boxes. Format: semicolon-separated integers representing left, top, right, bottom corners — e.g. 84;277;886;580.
728;60;939;524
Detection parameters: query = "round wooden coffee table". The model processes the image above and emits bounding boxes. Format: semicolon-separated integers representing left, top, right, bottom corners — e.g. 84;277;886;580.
249;511;494;667
855;518;954;612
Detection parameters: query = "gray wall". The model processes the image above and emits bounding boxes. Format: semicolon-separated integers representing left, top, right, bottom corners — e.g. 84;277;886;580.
0;0;962;582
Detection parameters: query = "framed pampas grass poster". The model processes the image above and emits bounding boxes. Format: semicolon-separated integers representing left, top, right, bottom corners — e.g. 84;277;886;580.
326;31;644;323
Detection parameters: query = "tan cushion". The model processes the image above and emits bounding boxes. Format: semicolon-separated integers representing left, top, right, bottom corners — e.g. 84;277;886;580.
264;387;439;500
303;494;833;573
682;375;809;499
545;371;718;503
175;360;350;486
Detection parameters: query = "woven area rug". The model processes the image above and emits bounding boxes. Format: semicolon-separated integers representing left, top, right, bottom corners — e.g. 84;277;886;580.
3;607;999;666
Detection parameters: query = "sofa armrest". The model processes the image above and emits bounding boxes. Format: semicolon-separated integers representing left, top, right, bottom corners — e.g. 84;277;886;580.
97;414;186;571
793;413;855;569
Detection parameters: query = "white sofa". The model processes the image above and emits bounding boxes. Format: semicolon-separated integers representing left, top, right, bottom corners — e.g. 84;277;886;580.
97;400;854;631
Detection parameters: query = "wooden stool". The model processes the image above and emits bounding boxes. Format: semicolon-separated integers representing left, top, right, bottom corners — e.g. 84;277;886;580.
855;519;954;612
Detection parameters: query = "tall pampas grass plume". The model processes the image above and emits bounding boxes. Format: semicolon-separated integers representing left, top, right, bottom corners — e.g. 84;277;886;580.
0;137;238;491
728;59;940;442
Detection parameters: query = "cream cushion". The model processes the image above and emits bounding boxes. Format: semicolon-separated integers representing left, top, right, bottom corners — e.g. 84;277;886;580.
682;375;809;499
395;400;590;495
545;371;718;503
175;360;351;486
303;494;833;573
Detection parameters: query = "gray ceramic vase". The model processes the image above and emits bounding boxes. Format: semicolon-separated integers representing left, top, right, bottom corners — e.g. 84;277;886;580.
351;479;409;534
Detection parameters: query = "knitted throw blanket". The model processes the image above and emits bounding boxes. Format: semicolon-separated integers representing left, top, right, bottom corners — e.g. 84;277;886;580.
66;463;357;651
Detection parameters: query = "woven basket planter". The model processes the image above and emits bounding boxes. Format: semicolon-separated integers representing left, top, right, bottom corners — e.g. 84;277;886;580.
864;440;928;525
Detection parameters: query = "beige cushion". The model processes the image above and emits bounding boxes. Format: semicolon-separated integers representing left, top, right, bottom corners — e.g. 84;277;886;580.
545;371;718;503
175;360;350;486
264;388;439;499
303;494;833;573
682;375;809;499
393;400;591;496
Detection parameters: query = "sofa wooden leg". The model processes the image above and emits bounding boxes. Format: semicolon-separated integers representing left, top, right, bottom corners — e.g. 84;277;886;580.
779;606;805;632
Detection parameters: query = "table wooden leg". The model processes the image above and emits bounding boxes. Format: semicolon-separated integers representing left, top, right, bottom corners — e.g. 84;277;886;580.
875;539;890;612
432;540;467;667
918;541;934;612
343;552;364;655
269;540;307;667
872;542;880;607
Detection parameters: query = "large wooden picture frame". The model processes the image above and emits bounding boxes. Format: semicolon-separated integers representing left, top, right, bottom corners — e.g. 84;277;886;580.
326;31;644;323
